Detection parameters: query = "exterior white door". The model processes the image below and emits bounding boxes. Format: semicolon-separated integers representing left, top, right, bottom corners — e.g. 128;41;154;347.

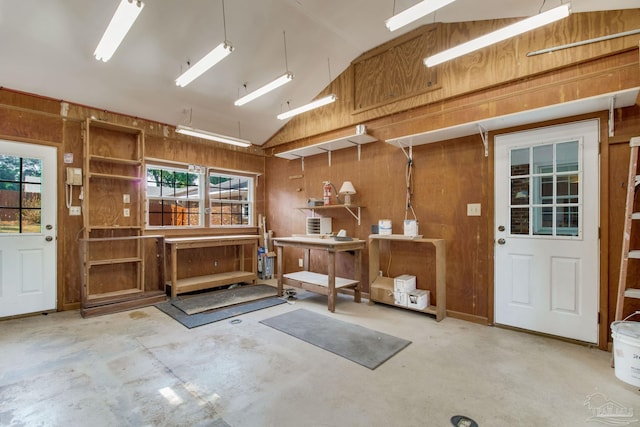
0;140;57;317
494;120;599;343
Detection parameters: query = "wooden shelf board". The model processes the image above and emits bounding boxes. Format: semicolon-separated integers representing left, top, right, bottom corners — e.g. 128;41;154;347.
283;271;359;288
629;250;640;259
89;172;142;181
89;154;142;166
172;271;257;294
87;257;142;267
81;292;166;317
87;226;142;231
88;119;143;134
85;287;142;302
624;288;640;299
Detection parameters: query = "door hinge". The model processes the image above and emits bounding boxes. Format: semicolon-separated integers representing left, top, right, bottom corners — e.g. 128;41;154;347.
598;227;601;239
598;311;601;324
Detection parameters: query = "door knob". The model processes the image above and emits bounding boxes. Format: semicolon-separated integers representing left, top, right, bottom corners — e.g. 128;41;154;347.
497;238;506;245
45;236;53;242
498;225;505;232
46;224;53;230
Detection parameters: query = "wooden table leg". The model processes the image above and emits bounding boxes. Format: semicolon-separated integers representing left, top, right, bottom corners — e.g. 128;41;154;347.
170;244;178;299
276;245;283;297
328;250;336;312
354;248;362;303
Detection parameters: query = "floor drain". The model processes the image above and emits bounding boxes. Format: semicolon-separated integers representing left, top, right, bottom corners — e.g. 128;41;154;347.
229;319;242;324
451;415;478;427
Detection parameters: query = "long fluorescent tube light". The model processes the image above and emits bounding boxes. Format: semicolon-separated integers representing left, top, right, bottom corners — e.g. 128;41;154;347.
424;4;570;67
385;0;456;32
277;94;336;120
175;42;234;87
234;72;294;106
176;125;251;147
94;0;144;62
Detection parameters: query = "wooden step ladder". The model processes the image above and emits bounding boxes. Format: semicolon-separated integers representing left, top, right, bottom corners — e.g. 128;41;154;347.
615;136;640;323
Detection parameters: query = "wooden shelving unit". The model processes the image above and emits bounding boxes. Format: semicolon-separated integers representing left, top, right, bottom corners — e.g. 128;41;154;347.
368;234;446;321
80;119;166;317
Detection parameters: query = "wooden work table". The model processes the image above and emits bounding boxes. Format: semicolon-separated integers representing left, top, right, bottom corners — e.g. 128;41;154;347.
164;235;258;298
273;236;365;312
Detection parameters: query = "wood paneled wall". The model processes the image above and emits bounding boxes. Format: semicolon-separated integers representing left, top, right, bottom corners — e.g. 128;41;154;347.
0;89;266;311
265;10;640;148
264;10;640;347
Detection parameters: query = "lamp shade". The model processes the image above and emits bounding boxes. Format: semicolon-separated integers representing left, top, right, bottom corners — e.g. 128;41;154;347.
339;181;356;194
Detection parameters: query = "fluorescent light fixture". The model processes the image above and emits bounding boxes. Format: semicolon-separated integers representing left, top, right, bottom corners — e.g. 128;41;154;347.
94;0;144;62
235;72;294;106
175;42;234;87
424;4;570;67
385;0;456;32
175;125;251;147
277;94;336;120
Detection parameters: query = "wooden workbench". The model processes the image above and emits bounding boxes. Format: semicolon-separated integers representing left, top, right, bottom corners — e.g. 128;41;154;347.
273;236;365;312
165;235;258;298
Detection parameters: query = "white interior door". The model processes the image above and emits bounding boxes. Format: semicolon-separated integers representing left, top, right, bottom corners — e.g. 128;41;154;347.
494;120;599;343
0;140;57;317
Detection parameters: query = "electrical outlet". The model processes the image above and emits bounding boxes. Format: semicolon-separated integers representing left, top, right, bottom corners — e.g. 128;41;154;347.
467;203;481;217
214;260;218;268
298;258;304;268
123;193;130;203
69;206;81;216
123;208;130;217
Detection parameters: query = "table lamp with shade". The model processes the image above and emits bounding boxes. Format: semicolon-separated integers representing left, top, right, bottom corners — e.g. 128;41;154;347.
339;181;356;206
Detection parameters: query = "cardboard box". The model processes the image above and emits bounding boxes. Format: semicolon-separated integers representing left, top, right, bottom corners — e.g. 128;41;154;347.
407;289;429;310
394;291;408;307
394;274;416;293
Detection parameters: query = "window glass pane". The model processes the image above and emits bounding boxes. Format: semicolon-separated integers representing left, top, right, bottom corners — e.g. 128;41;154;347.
533;206;553;235
1;183;20;207
0;208;19;233
556;174;579;204
510;178;529;205
0;155;20;181
510;148;529;176
510;207;529;235
533;176;554;205
533;145;553;173
556;206;579;236
557;141;578;172
22;209;41;233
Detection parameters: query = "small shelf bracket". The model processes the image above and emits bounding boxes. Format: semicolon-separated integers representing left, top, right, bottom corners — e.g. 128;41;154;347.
477;124;489;157
344;206;361;225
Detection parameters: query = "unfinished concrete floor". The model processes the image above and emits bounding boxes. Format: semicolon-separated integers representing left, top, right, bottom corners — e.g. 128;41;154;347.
1;290;639;427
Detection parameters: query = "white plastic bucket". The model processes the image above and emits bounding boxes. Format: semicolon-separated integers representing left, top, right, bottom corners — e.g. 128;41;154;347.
611;320;640;387
378;219;392;235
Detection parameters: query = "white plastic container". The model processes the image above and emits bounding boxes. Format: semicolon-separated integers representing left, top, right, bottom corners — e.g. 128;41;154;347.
394;291;407;307
394;274;416;293
407;289;429;310
378;219;392;235
611;320;640;387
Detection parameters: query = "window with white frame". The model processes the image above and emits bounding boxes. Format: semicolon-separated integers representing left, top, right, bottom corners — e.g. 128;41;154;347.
146;164;203;227
209;171;253;226
145;164;255;228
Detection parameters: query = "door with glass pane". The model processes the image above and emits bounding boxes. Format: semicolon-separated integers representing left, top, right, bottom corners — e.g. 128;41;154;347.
494;120;599;343
0;140;57;317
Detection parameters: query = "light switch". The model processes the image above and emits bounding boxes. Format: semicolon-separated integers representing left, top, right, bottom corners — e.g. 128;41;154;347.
123;194;130;203
467;203;481;216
